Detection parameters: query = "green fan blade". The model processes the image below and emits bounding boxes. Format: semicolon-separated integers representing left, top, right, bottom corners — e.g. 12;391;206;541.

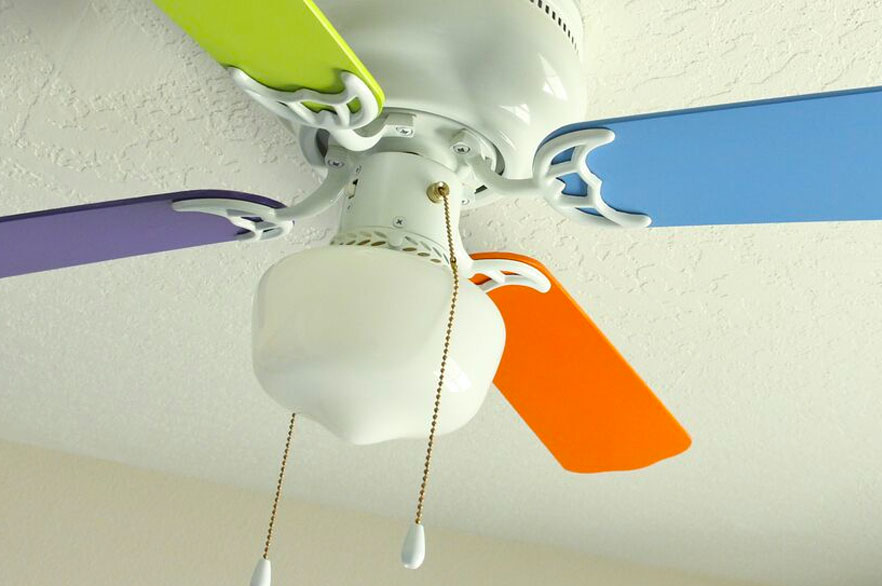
154;0;384;107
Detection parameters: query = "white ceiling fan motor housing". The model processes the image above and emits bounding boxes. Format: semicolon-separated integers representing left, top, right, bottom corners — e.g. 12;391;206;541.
317;0;587;178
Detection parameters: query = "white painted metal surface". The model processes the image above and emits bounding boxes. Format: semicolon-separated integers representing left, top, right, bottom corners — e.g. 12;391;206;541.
318;0;588;178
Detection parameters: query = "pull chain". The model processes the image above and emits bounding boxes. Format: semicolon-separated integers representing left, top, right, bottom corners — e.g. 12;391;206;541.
264;412;297;558
415;181;459;524
402;181;460;569
250;412;297;586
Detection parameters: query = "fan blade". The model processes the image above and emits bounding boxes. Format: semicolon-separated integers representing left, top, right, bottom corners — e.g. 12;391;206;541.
0;190;284;279
471;252;691;473
153;0;384;106
548;85;882;227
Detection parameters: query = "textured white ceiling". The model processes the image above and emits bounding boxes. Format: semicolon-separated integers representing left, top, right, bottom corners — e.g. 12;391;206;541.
2;1;882;586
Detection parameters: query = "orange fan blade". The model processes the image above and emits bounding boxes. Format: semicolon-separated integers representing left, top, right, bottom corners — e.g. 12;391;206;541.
471;252;691;473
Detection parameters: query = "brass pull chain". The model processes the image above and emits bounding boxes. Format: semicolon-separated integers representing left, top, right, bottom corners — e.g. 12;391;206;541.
263;412;297;559
250;413;297;585
414;181;459;526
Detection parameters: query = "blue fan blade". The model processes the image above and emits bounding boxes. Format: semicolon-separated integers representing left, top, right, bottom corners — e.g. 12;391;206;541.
548;86;882;227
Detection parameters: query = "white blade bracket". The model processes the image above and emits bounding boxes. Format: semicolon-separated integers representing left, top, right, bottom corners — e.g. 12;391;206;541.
171;198;293;242
173;146;359;235
468;257;552;294
453;129;652;228
230;67;396;152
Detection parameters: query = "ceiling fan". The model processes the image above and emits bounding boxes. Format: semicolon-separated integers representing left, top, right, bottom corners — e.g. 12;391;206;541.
2;0;880;580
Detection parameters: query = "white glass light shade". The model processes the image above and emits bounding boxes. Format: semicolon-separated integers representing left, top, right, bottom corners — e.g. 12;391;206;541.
252;246;506;444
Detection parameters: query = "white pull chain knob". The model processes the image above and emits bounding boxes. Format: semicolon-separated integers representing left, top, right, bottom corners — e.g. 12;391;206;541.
401;522;426;569
250;558;271;586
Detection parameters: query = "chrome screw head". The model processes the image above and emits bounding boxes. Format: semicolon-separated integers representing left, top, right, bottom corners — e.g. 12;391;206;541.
395;126;414;137
451;143;471;155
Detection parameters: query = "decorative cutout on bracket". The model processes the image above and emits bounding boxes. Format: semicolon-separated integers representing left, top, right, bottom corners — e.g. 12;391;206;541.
534;130;652;228
469;257;551;293
228;67;380;132
172;199;294;242
452;129;651;228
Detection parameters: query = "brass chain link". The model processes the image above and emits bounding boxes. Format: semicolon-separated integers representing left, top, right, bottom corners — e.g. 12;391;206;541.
414;183;459;525
263;412;297;559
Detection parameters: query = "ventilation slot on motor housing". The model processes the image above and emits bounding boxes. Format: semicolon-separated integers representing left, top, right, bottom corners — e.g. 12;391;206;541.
527;0;581;54
331;229;451;266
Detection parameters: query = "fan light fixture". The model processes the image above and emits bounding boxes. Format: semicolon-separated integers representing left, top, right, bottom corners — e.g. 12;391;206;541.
253;244;505;443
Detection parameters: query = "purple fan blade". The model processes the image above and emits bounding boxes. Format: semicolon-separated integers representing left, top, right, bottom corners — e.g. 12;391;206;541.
0;190;286;279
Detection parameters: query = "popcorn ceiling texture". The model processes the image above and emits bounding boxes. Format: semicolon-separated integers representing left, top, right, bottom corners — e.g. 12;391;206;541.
1;1;881;585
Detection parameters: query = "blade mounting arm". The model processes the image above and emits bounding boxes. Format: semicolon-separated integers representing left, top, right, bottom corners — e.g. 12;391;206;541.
174;146;358;231
453;130;651;228
230;67;390;152
171;198;293;242
229;66;379;131
468;257;551;294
